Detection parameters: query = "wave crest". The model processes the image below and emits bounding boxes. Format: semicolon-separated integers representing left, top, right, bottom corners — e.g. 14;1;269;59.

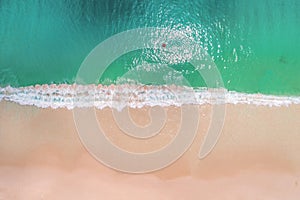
0;84;300;110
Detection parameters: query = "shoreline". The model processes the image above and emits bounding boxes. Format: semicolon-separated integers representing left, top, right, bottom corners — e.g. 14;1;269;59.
1;84;300;110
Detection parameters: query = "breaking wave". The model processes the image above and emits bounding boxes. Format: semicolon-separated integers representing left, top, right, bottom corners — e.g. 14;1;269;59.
1;84;300;110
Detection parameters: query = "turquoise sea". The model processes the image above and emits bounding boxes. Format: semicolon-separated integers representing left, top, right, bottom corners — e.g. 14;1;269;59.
0;0;300;96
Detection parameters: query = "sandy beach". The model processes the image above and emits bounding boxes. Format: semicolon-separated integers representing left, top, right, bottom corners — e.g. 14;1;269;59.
0;100;300;199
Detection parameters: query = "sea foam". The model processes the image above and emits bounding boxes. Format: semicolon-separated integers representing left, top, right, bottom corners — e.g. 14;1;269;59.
0;84;300;110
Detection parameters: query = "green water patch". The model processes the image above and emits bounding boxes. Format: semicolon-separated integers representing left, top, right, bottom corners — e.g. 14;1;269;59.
99;50;206;87
0;0;300;96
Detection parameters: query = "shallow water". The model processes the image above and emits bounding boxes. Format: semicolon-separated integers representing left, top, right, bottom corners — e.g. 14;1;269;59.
0;0;300;95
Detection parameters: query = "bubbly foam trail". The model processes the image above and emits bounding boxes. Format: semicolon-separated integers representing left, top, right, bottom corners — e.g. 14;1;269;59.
0;84;300;110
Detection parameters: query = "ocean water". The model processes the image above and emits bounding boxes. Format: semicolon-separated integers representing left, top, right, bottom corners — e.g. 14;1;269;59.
0;0;300;108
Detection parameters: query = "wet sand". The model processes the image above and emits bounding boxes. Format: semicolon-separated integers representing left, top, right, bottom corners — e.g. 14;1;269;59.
0;101;300;199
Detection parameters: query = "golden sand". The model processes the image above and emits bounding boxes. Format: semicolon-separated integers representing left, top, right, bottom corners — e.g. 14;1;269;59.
0;101;300;199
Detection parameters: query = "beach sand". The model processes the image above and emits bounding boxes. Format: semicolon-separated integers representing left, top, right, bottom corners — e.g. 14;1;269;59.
0;100;300;199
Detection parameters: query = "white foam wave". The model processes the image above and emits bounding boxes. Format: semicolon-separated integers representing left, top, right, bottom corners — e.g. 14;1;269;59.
0;84;300;110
